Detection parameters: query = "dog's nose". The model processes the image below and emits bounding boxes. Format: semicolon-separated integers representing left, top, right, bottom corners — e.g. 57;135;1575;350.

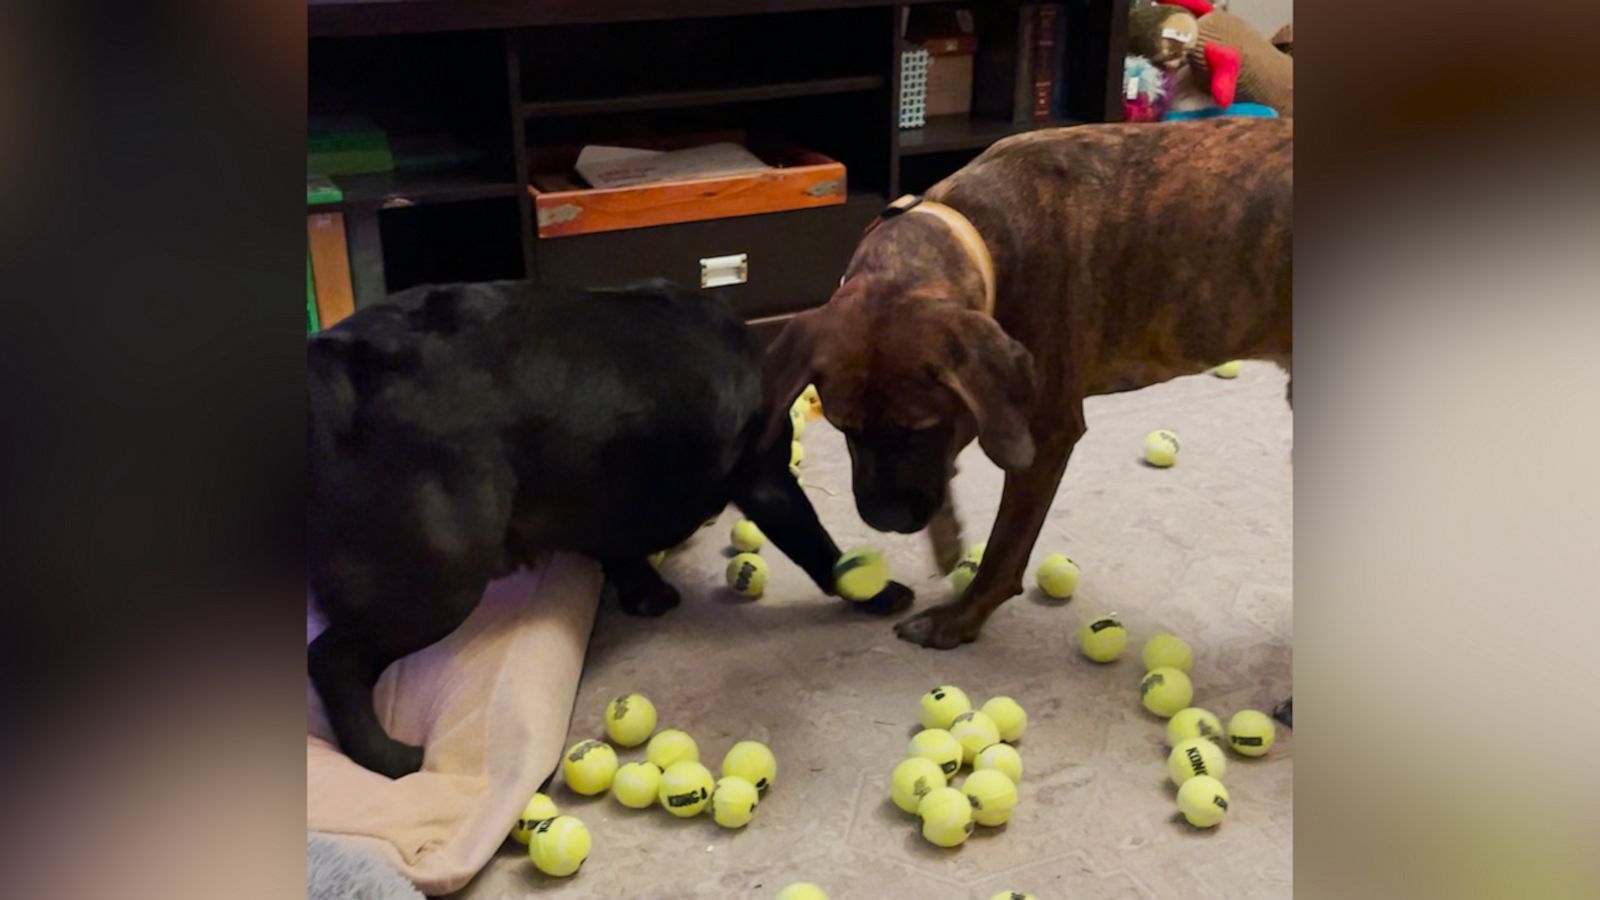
859;500;926;535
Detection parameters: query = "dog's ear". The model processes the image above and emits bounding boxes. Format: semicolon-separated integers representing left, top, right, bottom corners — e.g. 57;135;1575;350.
760;308;821;448
936;311;1038;471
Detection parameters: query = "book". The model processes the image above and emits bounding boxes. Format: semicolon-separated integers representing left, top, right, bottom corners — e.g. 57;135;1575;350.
307;213;355;329
1033;4;1062;120
1013;5;1037;124
971;4;1020;121
307;175;342;205
307;256;320;335
1050;3;1071;119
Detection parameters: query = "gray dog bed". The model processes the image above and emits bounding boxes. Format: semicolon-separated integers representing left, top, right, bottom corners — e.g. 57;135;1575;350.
308;833;424;900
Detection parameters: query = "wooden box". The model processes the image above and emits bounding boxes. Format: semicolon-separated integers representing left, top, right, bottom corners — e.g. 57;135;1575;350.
527;132;847;239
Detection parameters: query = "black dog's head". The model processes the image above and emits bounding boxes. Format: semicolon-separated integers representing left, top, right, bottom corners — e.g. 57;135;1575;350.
762;280;1037;534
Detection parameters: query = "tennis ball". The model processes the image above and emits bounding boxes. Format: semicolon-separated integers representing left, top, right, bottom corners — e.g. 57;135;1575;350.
510;792;560;844
776;884;828;900
1142;634;1194;672
1035;553;1080;598
610;762;662;809
527;815;590;877
1213;360;1242;378
889;756;948;814
974;742;1024;785
789;404;806;438
949;558;979;596
561;739;619;796
657;760;715;817
730;519;766;553
648;550;668;567
790;440;805;471
965;541;987;562
725;553;769;597
1140;667;1195;718
1078;615;1128;662
917;786;975;847
645;728;699;770
989;893;1037;900
1226;709;1277;757
950;710;1001;763
1143;429;1180;467
907;728;963;776
918;684;972;729
833;548;889;601
979;696;1028;743
1167;736;1228;785
711;776;760;828
1166;707;1224;747
962;767;1019;826
1176;775;1230;828
604;693;657;747
721;740;777;792
800;383;823;420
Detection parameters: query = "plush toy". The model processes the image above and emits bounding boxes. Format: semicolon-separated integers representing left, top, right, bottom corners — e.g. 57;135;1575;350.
1271;22;1293;57
1127;1;1236;111
1122;55;1175;123
1164;0;1293;117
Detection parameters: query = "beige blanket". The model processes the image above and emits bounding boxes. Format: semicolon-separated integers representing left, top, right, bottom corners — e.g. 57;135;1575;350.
307;554;601;895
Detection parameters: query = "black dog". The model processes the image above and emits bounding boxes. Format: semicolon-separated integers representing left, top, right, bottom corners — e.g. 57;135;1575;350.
309;279;913;778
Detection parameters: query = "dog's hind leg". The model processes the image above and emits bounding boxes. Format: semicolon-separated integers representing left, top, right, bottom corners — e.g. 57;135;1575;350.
309;582;484;778
896;427;1083;649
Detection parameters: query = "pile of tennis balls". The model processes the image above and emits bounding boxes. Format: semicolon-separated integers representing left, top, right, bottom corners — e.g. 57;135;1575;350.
513;692;779;878
949;543;1081;601
1074;619;1279;828
886;684;1028;850
788;384;822;477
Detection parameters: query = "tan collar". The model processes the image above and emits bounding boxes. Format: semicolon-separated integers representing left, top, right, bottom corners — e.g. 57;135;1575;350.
882;194;997;316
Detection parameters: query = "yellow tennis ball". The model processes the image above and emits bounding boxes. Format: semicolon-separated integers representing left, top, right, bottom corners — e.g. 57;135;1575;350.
907;728;963;776
1167;736;1228;785
979;696;1028;743
645;728;699;770
1226;709;1277;757
610;761;662;809
730;519;766;553
1035;553;1080;598
949;557;979;596
711;776;760;828
789;404;807;438
990;893;1037;900
918;684;972;729
962;767;1019;826
1176;775;1230;828
1143;429;1180;467
800;383;823;420
1213;360;1242;378
1142;634;1194;672
1166;707;1224;747
725;553;769;597
527;815;591;877
950;710;1001;763
1140;667;1195;718
889;756;948;814
1078;615;1128;662
833;548;889;601
604;693;657;747
510;792;560;844
561;739;619;796
790;440;805;471
721;740;777;792
648;550;668;567
657;760;715;817
776;883;828;900
917;786;975;847
964;541;987;562
974;742;1024;785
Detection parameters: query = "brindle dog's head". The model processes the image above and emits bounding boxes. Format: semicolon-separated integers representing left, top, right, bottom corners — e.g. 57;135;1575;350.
763;218;1037;534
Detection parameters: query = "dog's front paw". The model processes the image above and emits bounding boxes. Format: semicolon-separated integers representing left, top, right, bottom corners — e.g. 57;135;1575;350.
355;738;425;780
850;580;914;616
617;580;681;617
894;604;979;650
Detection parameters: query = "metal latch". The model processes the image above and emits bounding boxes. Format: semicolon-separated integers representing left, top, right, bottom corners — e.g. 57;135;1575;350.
699;253;748;289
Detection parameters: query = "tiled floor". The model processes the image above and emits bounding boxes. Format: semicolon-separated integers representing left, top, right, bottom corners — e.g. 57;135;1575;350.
458;363;1292;899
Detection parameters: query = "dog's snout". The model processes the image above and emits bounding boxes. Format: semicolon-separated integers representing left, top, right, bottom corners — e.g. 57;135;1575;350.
857;495;935;534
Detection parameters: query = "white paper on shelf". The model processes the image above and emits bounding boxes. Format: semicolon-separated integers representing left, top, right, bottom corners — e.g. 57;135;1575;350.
574;142;770;189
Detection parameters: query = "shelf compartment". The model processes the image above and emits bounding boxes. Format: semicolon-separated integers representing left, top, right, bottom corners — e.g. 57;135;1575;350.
897;114;1082;157
523;75;885;118
309;168;521;213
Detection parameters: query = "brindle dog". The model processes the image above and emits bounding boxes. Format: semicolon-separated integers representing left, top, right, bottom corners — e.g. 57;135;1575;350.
763;118;1291;670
